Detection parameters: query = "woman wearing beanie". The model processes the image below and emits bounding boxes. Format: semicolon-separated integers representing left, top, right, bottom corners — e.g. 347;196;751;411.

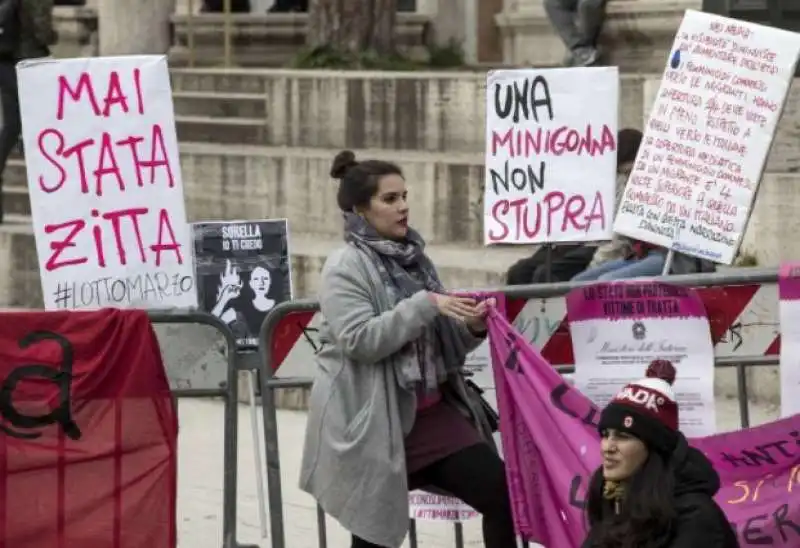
299;151;515;548
582;360;739;548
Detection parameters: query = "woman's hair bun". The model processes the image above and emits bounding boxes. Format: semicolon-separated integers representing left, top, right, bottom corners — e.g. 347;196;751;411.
330;150;358;180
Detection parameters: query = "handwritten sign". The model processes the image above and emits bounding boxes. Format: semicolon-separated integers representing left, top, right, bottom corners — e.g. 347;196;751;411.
613;10;800;264
567;281;717;436
778;263;800;418
484;67;618;244
17;55;196;310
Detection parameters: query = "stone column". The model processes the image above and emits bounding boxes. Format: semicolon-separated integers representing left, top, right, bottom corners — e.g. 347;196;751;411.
98;0;176;55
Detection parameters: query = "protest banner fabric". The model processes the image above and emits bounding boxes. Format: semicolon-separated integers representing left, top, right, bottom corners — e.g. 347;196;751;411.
17;55;196;310
0;309;177;547
612;10;800;265
567;282;716;436
483;67;618;245
487;306;800;547
193;219;293;349
779;263;800;418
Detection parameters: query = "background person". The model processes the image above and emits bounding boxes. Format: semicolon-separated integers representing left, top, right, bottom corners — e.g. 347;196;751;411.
299;150;515;548
0;0;56;224
582;360;738;548
544;0;607;66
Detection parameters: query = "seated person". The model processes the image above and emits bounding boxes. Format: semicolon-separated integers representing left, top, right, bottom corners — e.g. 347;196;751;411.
544;0;608;67
506;244;595;285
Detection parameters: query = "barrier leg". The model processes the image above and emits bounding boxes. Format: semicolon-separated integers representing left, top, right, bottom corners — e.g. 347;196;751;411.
224;350;260;548
261;375;285;548
249;370;269;538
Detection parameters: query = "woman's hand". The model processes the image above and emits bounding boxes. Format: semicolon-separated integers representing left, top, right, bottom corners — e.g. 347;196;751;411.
464;298;495;333
430;293;479;322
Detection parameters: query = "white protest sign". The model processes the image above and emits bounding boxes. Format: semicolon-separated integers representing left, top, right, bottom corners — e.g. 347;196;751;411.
18;55;196;310
613;10;800;265
483;67;618;245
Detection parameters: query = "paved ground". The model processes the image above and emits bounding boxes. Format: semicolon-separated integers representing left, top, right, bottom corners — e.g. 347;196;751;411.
177;396;780;548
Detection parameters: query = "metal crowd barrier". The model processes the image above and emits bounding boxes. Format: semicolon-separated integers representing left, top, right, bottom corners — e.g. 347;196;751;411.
257;267;782;548
147;310;258;548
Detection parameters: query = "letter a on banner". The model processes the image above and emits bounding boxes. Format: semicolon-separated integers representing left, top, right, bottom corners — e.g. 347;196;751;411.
0;309;177;547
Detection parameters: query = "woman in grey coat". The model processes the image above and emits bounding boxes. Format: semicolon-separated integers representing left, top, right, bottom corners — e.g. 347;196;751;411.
299;150;516;548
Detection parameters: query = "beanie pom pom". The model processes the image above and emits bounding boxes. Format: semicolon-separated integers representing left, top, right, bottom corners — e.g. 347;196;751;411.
646;359;676;385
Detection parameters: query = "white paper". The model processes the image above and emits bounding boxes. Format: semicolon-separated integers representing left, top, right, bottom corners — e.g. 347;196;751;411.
483;67;619;245
17;55;196;310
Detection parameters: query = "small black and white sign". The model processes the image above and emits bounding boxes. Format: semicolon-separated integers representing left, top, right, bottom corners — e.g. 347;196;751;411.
193;219;292;348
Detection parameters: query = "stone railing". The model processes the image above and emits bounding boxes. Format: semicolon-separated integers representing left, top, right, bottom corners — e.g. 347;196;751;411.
168;12;433;67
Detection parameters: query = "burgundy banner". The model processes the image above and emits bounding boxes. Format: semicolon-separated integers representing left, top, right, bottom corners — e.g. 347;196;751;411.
0;309;177;547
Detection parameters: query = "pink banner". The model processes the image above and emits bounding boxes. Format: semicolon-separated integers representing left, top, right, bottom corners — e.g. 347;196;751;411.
779;262;800;301
488;306;800;547
566;281;707;322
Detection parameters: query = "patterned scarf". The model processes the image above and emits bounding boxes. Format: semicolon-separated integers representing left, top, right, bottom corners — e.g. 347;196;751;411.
343;212;466;394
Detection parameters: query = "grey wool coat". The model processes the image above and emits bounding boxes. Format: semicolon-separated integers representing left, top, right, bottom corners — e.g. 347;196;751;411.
299;244;492;548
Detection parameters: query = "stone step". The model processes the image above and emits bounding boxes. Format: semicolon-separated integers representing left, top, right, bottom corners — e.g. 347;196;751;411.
3;185;30;217
173;91;268;118
175;115;268;145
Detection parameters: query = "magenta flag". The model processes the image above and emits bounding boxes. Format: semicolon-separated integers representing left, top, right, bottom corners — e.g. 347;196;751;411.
487;306;800;547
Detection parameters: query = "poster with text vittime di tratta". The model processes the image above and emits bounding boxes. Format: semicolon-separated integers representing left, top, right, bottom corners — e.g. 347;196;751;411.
484;67;619;245
612;10;800;265
17;55;196;310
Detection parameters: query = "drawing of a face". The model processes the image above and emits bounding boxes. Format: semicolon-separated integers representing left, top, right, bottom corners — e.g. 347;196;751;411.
249;266;271;297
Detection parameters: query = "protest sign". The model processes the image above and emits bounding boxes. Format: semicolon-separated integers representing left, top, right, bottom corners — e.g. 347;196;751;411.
567;281;716;436
487;306;800;547
0;309;177;547
17;55;195;310
484;68;618;245
779;263;800;417
613;10;800;265
193;219;292;348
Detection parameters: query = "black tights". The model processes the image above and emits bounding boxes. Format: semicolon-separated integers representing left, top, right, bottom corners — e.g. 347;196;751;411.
351;443;516;547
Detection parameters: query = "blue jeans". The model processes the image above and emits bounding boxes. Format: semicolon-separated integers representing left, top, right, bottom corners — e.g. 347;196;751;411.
571;251;666;282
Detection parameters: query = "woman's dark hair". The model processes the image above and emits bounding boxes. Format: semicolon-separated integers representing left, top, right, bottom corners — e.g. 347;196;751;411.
584;450;677;548
330;150;404;212
617;128;643;165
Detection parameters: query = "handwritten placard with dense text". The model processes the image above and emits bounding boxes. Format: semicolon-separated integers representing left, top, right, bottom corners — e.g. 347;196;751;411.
613;10;800;265
18;55;196;310
484;67;619;245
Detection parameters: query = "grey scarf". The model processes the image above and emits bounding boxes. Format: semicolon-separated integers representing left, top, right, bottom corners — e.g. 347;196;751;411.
343;212;467;394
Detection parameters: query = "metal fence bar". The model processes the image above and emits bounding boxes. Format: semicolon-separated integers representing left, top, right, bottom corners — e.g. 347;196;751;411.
146;310;256;548
494;267;779;300
258;271;783;548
